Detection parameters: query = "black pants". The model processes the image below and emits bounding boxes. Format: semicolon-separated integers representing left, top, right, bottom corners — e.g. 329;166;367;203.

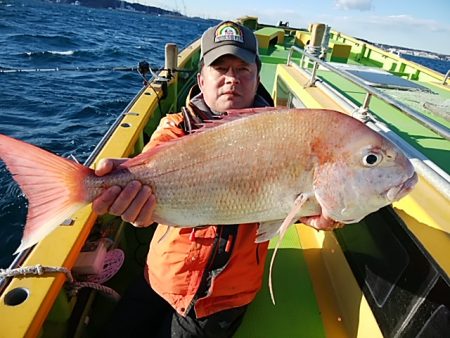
103;275;247;338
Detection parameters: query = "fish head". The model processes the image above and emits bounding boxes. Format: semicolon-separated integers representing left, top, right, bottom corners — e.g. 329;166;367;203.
312;122;417;224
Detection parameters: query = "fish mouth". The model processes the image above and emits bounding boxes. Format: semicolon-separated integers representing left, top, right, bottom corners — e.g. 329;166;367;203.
386;171;418;202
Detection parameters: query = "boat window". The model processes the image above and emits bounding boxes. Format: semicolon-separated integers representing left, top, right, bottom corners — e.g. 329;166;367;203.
275;77;306;108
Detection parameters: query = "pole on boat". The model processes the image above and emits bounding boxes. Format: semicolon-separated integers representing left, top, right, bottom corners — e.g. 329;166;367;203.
304;23;326;87
165;43;178;79
321;25;332;60
308;23;326;57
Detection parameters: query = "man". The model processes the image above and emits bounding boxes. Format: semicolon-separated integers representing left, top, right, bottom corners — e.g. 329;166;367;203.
97;21;273;337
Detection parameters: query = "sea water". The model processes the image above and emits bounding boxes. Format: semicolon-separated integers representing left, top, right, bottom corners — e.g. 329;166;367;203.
0;0;215;267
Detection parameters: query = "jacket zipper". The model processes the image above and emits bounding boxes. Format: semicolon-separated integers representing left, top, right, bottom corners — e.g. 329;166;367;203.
185;226;222;315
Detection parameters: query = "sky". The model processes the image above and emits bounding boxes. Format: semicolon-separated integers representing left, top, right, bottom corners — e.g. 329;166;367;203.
127;0;450;55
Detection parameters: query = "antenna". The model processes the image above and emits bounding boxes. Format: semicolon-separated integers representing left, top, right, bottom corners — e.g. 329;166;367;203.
181;0;187;16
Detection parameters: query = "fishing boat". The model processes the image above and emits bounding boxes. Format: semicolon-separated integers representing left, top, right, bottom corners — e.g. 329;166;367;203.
1;16;449;337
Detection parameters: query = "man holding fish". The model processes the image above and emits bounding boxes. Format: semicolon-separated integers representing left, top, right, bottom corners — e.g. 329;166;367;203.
0;20;417;338
97;21;277;337
91;20;415;337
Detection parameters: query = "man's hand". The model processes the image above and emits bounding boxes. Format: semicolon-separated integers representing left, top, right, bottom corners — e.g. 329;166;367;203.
92;158;156;227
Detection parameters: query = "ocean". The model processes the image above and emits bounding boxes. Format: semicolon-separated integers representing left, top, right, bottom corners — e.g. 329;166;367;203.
0;0;215;268
402;54;450;75
1;0;449;269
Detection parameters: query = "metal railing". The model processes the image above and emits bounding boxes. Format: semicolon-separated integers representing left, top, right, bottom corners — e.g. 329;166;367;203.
288;46;450;141
286;45;450;200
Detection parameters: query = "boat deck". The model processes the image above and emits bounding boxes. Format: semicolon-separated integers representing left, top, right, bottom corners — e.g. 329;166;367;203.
236;227;328;338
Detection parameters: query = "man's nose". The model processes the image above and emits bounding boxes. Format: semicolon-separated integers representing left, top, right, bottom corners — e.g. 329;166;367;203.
224;67;239;83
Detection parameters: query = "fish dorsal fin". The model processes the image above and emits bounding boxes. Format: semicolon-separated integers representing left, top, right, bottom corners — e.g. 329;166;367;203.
191;107;282;133
118;147;162;169
119;107;283;167
268;193;309;305
118;137;183;169
226;106;280;116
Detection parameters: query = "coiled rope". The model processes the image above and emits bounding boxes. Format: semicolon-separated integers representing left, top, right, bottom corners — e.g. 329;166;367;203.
0;264;120;301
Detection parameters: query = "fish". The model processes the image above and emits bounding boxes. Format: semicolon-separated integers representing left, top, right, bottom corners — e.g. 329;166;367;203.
0;108;417;302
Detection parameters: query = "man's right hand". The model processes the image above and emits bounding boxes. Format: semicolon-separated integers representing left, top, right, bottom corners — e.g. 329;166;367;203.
92;158;156;227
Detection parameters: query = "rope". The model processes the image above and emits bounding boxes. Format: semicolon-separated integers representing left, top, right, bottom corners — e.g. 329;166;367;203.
0;264;120;301
0;264;74;283
68;282;120;301
305;45;322;58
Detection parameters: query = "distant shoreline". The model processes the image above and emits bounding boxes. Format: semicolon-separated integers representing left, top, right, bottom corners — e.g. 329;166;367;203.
46;0;183;17
46;0;449;61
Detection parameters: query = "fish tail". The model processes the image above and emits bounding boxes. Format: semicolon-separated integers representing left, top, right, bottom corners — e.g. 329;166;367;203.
0;134;93;253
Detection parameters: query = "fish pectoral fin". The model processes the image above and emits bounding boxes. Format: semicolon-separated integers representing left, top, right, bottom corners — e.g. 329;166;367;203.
256;220;284;243
299;214;344;230
268;193;309;305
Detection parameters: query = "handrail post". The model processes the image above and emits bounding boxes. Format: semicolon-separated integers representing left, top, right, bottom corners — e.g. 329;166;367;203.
306;61;319;87
362;92;372;110
443;69;449;85
353;93;372;121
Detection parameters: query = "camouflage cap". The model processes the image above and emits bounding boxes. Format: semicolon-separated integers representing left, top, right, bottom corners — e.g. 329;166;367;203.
200;21;258;66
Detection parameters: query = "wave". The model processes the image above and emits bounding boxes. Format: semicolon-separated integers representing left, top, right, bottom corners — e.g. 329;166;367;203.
9;33;79;47
19;47;131;61
24;50;75;56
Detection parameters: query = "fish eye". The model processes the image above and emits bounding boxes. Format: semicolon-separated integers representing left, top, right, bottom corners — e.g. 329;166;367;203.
363;152;382;167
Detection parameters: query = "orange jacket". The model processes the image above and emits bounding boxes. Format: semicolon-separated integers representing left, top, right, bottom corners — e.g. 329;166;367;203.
144;110;269;318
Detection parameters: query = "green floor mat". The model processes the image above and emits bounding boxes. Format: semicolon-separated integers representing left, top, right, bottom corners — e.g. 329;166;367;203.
235;226;325;338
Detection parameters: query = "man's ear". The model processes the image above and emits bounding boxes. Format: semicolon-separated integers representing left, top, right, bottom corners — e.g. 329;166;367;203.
197;72;203;91
256;74;260;95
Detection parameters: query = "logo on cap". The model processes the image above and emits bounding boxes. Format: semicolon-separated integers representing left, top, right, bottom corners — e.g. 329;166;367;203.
214;22;244;43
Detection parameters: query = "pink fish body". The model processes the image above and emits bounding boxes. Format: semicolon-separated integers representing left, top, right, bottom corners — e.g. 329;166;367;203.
0;108;417;253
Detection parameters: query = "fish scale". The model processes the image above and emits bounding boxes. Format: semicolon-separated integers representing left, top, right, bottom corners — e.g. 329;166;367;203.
123;112;308;225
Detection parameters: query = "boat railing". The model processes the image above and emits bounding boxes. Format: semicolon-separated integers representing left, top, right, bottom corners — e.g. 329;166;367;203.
286;46;450;200
287;46;450;141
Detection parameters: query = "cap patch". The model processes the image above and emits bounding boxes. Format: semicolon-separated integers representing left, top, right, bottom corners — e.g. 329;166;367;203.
214;22;244;43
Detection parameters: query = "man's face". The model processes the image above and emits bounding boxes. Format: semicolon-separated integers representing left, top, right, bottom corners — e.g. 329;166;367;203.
198;55;259;113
